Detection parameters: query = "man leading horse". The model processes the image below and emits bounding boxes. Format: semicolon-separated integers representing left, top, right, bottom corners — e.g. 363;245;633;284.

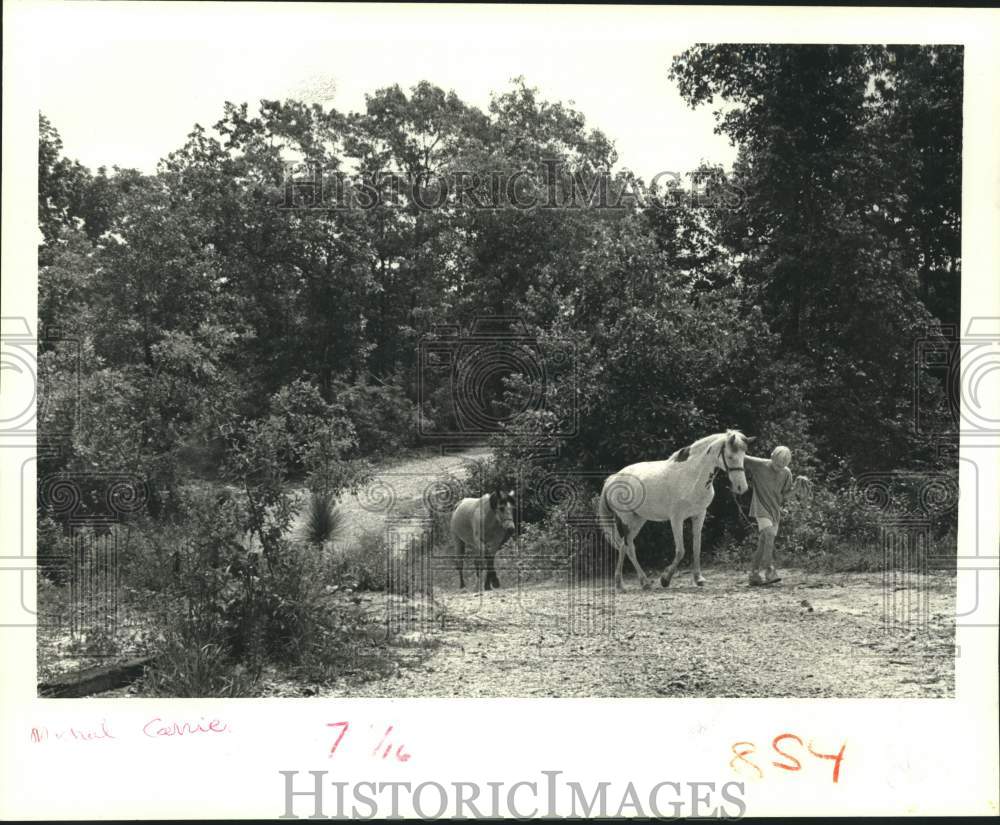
599;431;812;590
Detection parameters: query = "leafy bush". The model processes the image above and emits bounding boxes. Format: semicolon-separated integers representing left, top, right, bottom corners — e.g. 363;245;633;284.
222;378;360;495
123;485;394;691
784;485;881;559
329;374;423;458
710;474;951;573
121;391;407;692
334;528;390;592
256;539;396;682
257;542;354;670
36;515;75;585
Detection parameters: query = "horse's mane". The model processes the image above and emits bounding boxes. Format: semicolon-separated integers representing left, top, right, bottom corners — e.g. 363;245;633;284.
671;430;747;461
722;428;748;446
692;432;725;449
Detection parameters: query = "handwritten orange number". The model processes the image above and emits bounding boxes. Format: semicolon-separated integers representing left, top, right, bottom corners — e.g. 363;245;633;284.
807;739;847;784
771;733;804;772
730;741;763;779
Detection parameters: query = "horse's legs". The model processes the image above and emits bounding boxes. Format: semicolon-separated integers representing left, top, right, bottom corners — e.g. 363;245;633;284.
621;518;650;589
472;541;500;591
470;543;485;593
455;537;466;589
608;511;629;591
611;513;647;590
691;511;707;586
614;540;626;591
623;540;650;589
660;518;687;588
485;551;500;589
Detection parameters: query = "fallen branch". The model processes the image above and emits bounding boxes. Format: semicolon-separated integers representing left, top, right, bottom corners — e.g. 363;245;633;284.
38;655;158;698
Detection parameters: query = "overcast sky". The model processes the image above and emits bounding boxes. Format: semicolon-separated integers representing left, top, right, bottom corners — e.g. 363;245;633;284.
30;2;737;181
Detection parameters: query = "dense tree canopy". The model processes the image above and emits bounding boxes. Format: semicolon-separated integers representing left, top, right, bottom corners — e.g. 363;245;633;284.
668;44;961;471
39;47;961;522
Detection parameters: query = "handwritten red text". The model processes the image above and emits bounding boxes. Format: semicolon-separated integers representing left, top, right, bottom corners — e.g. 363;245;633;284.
730;734;846;783
327;721;412;762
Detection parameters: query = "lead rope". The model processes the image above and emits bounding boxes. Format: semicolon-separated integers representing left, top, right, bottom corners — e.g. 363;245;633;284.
711;446;756;526
731;486;755;526
704;466;755;524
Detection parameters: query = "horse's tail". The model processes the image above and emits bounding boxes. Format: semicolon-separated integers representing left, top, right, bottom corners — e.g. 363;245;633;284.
597;480;623;549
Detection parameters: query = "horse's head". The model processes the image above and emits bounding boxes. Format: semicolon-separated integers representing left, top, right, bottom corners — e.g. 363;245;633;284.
718;430;750;495
489;488;517;533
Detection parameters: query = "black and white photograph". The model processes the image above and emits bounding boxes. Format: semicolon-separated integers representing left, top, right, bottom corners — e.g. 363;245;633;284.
2;2;998;820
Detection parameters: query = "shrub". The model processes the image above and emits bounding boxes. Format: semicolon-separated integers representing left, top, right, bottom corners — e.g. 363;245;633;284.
268;378;359;471
115;517;176;594
461;454;528;513
223;378;360;501
141;631;258;698
334;528;390;592
260;539;397;681
781;484;881;563
258;543;337;664
125;488;395;691
36;515;75;585
329;374;422;459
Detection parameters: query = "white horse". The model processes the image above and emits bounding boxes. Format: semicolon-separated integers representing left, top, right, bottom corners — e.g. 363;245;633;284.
598;430;751;590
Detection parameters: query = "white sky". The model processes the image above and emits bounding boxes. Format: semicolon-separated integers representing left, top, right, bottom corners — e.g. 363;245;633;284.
28;2;738;181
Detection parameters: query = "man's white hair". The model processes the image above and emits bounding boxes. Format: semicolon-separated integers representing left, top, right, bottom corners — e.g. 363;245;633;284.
771;445;792;466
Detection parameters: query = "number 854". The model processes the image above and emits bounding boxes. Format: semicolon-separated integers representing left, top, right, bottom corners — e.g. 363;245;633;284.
730;735;847;783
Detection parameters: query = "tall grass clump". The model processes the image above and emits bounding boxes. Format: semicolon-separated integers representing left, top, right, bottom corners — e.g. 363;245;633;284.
302;491;347;547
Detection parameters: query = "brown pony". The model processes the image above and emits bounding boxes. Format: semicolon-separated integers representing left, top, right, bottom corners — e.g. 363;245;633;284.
450;489;516;591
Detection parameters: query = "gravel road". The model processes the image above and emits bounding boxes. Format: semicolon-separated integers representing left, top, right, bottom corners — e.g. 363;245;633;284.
307;448;956;699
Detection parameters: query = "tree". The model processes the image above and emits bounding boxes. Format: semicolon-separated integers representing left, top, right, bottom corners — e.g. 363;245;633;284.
38;114;117;254
670;44;962;470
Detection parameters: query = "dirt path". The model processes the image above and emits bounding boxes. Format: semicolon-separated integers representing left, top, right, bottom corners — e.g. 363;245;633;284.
301;447;955;699
318;570;954;698
74;446;953;699
289;445;491;546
